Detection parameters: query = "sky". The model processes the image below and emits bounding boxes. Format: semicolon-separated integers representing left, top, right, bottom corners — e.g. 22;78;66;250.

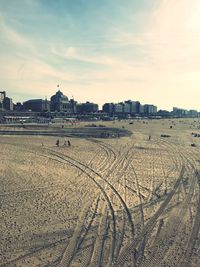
1;0;200;110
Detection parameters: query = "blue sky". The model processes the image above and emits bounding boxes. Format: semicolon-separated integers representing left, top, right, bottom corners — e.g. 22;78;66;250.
1;0;200;110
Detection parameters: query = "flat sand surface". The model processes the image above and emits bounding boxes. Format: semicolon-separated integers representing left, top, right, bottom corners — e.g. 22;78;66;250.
0;119;200;267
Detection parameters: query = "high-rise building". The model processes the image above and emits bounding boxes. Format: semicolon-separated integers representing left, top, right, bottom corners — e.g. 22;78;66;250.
139;104;145;115
3;97;13;111
125;100;140;114
188;110;198;117
0;91;13;111
144;104;157;115
0;91;6;111
123;102;131;113
172;107;188;116
114;103;123;113
103;103;115;113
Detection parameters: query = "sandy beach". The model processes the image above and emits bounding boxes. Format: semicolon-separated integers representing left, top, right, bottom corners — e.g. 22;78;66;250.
0;119;200;267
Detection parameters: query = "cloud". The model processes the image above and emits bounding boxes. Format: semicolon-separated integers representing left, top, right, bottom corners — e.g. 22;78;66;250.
110;0;200;72
0;15;33;47
51;45;116;67
0;15;73;92
123;0;200;72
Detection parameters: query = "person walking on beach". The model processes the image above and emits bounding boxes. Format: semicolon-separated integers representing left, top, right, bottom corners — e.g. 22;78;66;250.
68;140;71;147
56;139;60;147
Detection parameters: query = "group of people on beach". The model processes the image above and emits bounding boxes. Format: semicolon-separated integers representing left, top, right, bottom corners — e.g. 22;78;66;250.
56;139;71;147
41;139;71;147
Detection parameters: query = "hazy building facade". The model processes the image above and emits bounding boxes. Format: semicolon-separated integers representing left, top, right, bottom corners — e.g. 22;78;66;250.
0;91;6;111
125;100;140;114
69;99;77;114
77;102;99;113
139;104;145;115
114;103;123;113
103;103;115;114
14;102;23;111
102;100;158;116
188;109;198;117
0;91;13;111
157;109;170;117
144;104;157;115
172;107;199;117
23;99;50;112
103;100;142;115
50;90;69;112
3;97;13;111
123;102;131;113
173;107;188;116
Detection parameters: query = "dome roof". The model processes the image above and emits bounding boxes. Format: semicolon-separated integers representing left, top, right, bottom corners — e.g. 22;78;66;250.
51;90;68;102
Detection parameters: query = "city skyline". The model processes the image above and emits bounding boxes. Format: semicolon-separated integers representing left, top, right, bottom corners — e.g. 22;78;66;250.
1;0;200;110
2;89;200;114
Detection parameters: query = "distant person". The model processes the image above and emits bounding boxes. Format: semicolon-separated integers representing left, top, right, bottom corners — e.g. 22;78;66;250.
68;140;71;147
56;139;60;147
148;135;151;141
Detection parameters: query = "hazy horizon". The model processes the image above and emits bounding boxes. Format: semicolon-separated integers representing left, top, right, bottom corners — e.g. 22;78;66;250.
1;0;200;110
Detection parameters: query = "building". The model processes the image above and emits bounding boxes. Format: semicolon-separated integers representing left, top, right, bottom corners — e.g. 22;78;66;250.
172;107;198;117
139;104;145;115
123;102;131;114
102;100;143;115
102;103;115;114
114;103;123;113
69;99;77;114
0;91;13;111
3;97;13;111
172;107;188;117
14;102;23;111
188;110;198;117
77;102;99;113
50;90;69;112
0;91;6;111
144;104;157;115
157;109;171;117
23;99;50;112
125;100;140;114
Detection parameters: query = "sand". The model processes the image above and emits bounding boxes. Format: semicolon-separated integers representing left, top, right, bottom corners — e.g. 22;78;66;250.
0;118;200;267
